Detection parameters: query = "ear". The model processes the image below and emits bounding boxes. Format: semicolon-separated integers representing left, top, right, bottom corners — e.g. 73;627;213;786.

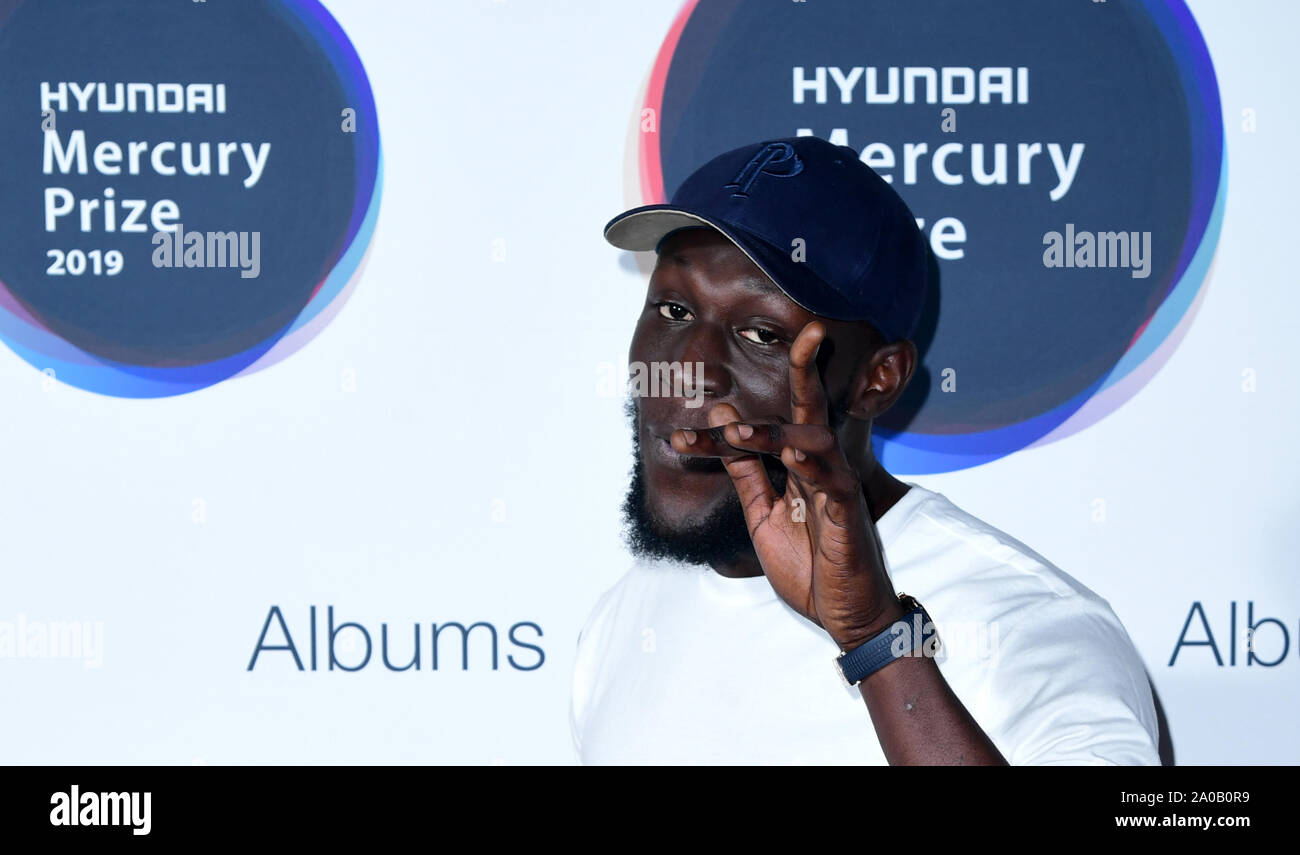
843;339;917;421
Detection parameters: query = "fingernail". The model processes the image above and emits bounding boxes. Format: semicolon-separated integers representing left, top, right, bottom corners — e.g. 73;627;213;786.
736;423;754;440
681;430;697;444
793;448;807;461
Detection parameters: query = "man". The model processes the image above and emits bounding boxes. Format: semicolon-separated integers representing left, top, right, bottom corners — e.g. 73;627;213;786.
570;136;1161;765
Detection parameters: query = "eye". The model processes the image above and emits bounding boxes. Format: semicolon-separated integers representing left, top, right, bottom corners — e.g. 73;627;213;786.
738;327;781;345
656;302;694;321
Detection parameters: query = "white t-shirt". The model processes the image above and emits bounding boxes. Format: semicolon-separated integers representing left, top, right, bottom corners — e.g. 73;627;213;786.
570;482;1161;765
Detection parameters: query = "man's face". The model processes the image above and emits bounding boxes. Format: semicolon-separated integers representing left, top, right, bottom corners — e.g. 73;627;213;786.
622;227;878;565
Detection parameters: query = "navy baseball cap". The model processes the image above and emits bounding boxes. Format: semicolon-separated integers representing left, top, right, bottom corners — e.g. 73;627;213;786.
604;136;929;343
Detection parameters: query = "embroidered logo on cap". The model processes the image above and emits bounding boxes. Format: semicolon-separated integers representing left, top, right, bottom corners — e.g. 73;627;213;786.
725;141;803;197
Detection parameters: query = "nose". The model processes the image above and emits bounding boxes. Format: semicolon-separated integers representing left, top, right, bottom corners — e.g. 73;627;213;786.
672;319;731;400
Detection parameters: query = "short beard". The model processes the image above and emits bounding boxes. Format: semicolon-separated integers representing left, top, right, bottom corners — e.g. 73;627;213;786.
619;396;848;568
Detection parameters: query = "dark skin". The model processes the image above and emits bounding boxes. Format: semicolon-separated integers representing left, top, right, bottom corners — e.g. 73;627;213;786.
631;228;1007;765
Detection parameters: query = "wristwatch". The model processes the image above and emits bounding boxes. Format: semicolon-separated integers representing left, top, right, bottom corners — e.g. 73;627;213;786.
832;593;938;687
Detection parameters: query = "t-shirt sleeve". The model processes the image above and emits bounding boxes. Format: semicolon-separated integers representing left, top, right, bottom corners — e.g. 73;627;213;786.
976;593;1161;766
569;579;624;765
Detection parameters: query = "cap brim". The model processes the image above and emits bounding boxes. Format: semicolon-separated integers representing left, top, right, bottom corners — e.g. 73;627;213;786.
604;206;795;295
604;205;730;252
604;204;869;327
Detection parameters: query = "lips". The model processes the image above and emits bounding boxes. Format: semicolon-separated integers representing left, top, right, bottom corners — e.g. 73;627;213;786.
646;426;726;473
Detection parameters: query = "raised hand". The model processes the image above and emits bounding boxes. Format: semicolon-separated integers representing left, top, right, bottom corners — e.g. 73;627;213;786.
671;321;906;650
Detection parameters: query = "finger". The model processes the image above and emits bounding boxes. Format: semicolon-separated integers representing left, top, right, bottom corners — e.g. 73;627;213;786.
723;420;857;500
672;421;833;459
675;420;852;502
714;420;855;504
716;421;837;459
708;403;779;525
780;443;832;484
789;321;829;426
670;424;753;458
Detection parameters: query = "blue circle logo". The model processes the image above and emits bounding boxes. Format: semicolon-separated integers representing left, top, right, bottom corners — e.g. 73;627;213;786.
639;0;1224;472
0;0;382;397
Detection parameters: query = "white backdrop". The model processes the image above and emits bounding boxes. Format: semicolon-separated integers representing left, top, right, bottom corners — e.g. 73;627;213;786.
0;0;1295;765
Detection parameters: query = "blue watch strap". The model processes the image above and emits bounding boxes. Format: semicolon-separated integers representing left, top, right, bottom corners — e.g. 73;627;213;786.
834;595;937;686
